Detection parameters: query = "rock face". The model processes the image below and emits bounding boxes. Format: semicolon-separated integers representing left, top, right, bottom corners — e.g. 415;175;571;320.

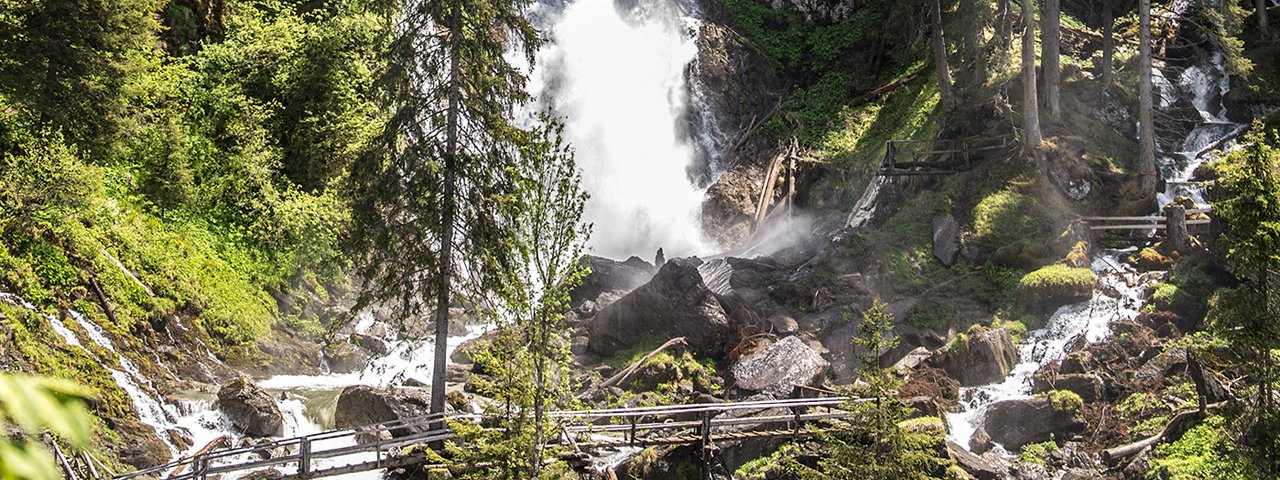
588;258;734;357
1034;373;1106;403
932;214;961;266
983;397;1086;450
731;336;830;396
217;378;283;437
334;385;432;437
570;255;654;308
942;327;1019;386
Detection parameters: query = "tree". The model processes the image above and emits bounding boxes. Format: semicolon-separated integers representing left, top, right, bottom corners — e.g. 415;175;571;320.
1259;0;1270;39
349;0;545;428
783;300;952;479
931;0;953;112
1020;0;1043;166
1041;0;1061;118
1100;0;1114;88
1210;122;1280;473
0;0;160;153
961;0;988;86
1138;0;1158;199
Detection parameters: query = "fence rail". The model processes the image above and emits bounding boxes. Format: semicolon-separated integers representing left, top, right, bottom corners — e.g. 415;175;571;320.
878;134;1015;176
111;395;862;480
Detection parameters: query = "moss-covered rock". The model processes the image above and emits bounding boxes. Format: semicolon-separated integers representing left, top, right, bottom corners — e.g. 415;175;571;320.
1018;265;1096;313
1132;247;1172;271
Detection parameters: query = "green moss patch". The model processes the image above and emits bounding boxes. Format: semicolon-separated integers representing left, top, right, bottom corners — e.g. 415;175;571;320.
1019;265;1096;312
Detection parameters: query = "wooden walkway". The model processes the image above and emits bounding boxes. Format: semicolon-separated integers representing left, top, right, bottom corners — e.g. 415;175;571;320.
109;396;861;480
878;134;1014;176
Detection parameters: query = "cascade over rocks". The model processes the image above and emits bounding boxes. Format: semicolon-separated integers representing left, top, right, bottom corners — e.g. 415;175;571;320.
334;385;433;437
216;377;283;437
938;326;1019;386
983;397;1086;450
730;336;830;396
588;257;735;357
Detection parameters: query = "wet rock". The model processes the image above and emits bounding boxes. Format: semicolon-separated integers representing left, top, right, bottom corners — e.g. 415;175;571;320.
948;440;1006;480
334;385;432;437
942;326;1020;386
352;333;390;356
970;427;994;455
1060;350;1095;375
570;255;654;308
731;336;830;396
984;397;1086;450
1034;373;1106;403
766;313;799;334
812;287;835;313
217;378;283;437
323;341;369;374
1135;346;1187;388
588;258;734;357
117;420;173;469
932;214;961;266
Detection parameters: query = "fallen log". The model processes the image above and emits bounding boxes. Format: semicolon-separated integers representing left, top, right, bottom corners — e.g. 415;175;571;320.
168;435;233;477
599;337;689;390
1102;401;1226;465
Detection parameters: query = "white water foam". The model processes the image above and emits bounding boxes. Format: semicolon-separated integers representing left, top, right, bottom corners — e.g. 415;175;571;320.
526;0;714;260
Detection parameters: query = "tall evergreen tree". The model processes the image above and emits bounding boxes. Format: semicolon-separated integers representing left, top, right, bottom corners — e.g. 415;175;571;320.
1259;0;1270;39
0;0;160;153
1138;0;1158;199
931;0;953;112
349;0;542;424
1100;0;1114;88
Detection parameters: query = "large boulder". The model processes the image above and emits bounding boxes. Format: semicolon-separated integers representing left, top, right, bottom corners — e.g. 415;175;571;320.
334;385;433;437
941;326;1020;386
217;378;283;437
1034;373;1107;403
983;396;1086;450
932;214;961;267
731;336;830;396
570;255;654;308
588;258;734;357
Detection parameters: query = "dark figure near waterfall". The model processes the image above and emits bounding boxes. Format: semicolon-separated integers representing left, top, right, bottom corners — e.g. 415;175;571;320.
655;248;665;268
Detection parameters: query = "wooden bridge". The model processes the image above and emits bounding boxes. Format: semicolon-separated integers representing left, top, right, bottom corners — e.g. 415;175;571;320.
103;395;861;480
877;134;1014;176
1082;205;1210;250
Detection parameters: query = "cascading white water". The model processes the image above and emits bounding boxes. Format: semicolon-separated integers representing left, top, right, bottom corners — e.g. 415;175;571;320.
945;253;1149;450
946;41;1245;454
526;0;715;260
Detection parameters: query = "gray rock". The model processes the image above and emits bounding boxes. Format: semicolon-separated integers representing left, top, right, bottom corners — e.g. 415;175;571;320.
932;214;961;267
1034;373;1106;403
767;313;799;334
588;258;734;357
570;336;590;356
323;341;370;374
947;441;1007;480
352;333;390;356
570;255;654;308
984;397;1086;451
731;336;830;396
217;378;283;437
943;327;1020;386
334;385;432;438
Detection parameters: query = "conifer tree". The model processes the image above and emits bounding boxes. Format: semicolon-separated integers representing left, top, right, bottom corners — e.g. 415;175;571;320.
1042;0;1061;118
1139;0;1158;199
1020;0;1044;168
349;0;544;424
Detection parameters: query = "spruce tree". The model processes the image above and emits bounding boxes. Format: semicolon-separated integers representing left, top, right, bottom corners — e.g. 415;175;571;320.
349;0;544;425
1138;0;1158;199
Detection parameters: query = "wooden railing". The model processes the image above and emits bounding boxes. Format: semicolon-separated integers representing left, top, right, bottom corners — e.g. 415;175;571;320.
878;134;1015;176
112;396;863;480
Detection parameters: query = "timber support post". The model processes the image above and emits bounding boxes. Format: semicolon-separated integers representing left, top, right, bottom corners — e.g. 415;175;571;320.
299;437;312;480
1166;205;1190;254
700;411;714;480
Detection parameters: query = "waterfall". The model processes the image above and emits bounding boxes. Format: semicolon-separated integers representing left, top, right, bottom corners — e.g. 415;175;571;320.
526;0;716;260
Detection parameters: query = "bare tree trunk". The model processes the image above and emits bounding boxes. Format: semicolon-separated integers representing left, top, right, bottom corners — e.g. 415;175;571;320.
963;0;987;86
1101;0;1113;88
998;0;1013;51
1021;0;1043;167
430;0;463;437
1260;0;1270;39
1139;0;1158;198
932;0;954;112
1042;0;1061;118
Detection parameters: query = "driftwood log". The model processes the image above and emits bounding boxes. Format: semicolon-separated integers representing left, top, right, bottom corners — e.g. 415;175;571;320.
1102;401;1226;465
599;337;689;390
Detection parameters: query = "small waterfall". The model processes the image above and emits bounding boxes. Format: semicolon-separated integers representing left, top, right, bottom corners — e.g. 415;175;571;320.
945;253;1149;450
526;0;717;260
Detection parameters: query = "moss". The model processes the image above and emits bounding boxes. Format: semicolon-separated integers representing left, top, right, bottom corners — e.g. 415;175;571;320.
994;317;1028;343
1040;389;1084;414
1133;247;1173;271
1018;440;1058;465
973;190;1049;251
1148;415;1256;479
1065;240;1090;268
1019;264;1096;310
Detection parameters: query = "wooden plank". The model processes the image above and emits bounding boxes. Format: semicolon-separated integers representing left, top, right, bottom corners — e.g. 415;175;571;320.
1081;216;1164;222
1089;219;1210;230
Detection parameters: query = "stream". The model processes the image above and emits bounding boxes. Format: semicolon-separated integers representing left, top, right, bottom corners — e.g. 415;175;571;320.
944;31;1245;454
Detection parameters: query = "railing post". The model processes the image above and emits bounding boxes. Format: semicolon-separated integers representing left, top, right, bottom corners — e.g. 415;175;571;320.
195;456;207;480
700;412;713;480
299;438;311;480
628;417;638;447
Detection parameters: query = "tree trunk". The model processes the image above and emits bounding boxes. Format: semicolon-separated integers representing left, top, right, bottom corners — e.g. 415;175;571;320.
1260;0;1270;39
431;0;463;437
963;0;987;86
1101;0;1113;88
932;0;954;112
1042;0;1061;118
1021;0;1043;167
1139;0;1158;199
998;0;1013;51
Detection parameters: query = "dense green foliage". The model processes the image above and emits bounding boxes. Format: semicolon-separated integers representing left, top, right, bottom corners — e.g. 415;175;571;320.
0;374;95;480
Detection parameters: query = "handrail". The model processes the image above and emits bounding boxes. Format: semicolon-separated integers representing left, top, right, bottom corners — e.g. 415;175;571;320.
116;396;864;480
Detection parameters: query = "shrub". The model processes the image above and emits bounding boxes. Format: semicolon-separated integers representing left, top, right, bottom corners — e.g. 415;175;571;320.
1019;265;1096;312
1019;440;1058;465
